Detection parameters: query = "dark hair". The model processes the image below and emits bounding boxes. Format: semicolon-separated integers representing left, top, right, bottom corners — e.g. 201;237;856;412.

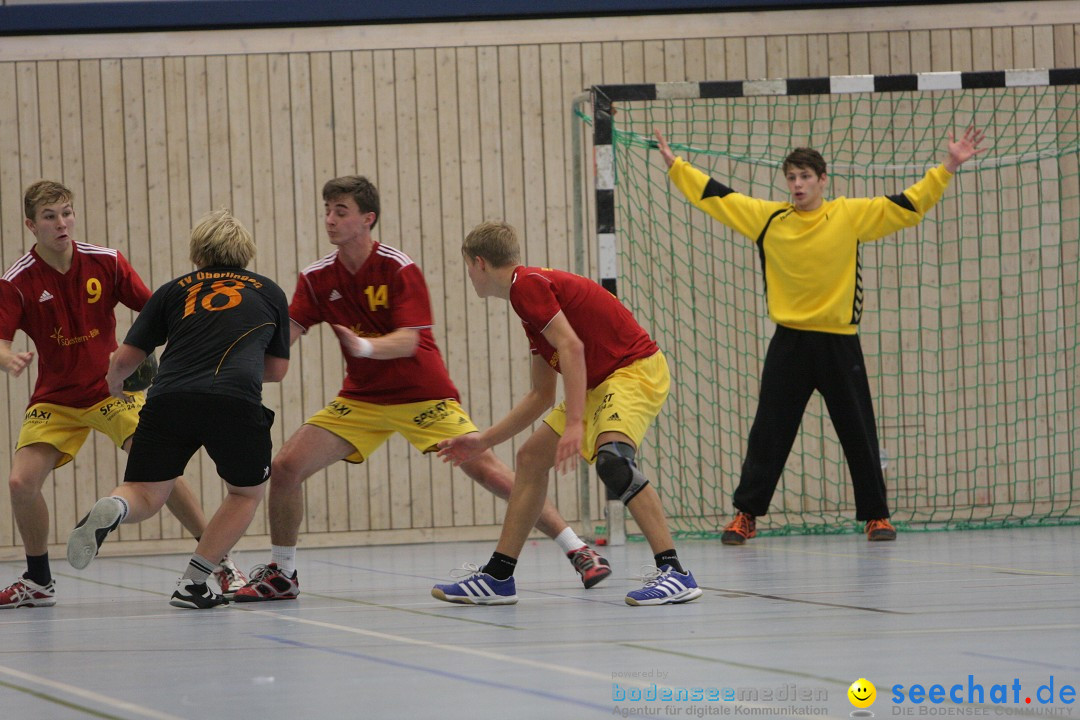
782;148;827;177
322;176;380;229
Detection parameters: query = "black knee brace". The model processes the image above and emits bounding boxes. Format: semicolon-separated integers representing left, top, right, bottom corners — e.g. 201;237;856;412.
595;441;649;504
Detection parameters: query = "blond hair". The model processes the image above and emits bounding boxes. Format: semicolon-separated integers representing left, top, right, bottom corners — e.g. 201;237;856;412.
463;221;521;268
189;208;256;268
24;180;74;221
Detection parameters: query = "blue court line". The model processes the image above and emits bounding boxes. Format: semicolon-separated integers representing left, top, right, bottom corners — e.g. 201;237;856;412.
961;652;1080;673
256;634;612;714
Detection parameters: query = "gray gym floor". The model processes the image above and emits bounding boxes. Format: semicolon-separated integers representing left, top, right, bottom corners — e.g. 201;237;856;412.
1;527;1077;720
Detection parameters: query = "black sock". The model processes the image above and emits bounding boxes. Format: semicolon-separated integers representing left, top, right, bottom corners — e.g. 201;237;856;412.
25;553;51;586
482;552;518;581
654;550;685;574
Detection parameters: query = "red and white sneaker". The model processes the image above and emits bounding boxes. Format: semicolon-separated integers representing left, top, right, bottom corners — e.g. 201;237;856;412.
213;555;249;599
0;576;56;609
568;546;612;589
232;563;299;602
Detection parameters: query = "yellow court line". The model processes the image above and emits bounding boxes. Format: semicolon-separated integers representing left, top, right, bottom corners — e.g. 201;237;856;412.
0;664;186;720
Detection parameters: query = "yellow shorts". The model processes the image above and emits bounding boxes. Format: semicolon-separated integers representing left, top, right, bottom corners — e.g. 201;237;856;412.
544;351;670;464
305;396;479;463
16;394;146;469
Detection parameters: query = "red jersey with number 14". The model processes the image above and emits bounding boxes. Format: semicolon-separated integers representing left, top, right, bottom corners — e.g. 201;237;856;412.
289;242;460;404
509;266;658;389
0;242;150;408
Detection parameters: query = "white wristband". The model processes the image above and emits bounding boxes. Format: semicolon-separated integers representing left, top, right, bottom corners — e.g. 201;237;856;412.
353;336;374;358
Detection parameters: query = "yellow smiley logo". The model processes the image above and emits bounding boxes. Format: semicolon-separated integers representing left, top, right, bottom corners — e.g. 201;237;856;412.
848;678;877;708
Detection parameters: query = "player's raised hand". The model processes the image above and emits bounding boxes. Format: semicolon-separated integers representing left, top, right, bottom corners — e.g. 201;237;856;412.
437;433;489;467
653;129;677;169
2;350;34;377
945;125;987;173
331;323;374;358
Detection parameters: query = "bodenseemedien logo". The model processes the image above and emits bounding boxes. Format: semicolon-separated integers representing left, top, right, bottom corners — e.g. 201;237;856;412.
849;678;877;717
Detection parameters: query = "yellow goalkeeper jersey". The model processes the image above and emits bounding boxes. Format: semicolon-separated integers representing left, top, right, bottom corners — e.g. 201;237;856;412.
668;158;953;335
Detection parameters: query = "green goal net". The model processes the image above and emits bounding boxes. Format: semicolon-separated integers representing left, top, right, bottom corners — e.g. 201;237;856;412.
588;71;1080;536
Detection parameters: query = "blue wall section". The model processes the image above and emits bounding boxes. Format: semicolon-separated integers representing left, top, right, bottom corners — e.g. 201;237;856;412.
0;0;979;36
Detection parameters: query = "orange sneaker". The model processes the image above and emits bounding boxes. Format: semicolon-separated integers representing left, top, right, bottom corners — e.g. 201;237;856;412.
721;512;756;545
865;518;897;541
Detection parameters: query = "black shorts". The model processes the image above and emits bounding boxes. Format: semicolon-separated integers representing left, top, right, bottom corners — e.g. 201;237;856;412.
124;392;275;487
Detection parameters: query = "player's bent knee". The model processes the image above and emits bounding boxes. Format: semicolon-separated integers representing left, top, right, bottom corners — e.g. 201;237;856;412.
595;441;649;504
515;442;553;476
269;456;305;487
8;473;47;502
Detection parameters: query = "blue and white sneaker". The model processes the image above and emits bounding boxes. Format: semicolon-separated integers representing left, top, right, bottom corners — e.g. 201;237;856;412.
625;565;702;606
432;563;518;605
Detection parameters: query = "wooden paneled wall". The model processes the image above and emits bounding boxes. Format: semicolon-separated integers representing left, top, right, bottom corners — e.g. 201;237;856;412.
1;2;1078;557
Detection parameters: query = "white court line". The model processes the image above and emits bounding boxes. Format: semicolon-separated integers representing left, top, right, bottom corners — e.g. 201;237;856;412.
239;608;850;719
765;545;1077;577
875;623;1080;637
240;606;617;682
0;663;185;720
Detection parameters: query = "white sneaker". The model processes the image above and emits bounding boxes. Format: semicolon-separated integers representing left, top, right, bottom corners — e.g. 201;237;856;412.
213;555;248;599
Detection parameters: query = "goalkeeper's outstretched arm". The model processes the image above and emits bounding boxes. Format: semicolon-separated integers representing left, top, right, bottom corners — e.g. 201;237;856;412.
654;129;677;169
943;125;987;173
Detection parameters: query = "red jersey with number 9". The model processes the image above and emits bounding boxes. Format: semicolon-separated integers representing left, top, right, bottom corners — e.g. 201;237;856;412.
0;242;150;408
289;243;460;404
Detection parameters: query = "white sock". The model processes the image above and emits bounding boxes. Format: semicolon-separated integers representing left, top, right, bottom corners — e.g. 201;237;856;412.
554;527;586;555
182;554;215;584
271;545;296;576
108;495;129;523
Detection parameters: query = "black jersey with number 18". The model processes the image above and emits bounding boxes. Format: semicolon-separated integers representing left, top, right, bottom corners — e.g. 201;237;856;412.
123;266;290;404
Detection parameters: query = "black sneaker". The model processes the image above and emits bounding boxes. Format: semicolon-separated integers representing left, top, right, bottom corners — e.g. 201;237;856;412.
170;579;229;609
67;497;124;570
